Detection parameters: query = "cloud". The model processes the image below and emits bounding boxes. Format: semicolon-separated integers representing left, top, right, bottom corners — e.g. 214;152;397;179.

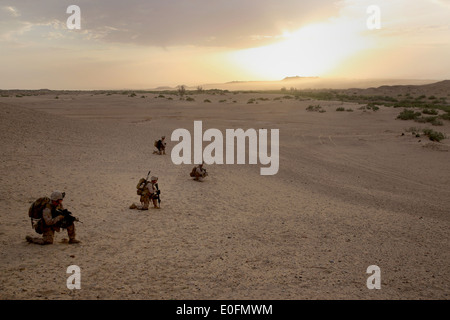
2;0;449;49
0;0;338;48
2;5;20;17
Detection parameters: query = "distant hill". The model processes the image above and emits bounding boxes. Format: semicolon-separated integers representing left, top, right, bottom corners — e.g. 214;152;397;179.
341;80;450;99
154;86;174;90
198;77;442;91
282;76;319;81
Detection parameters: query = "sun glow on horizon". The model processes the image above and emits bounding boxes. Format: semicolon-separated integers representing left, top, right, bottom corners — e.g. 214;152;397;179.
229;19;377;80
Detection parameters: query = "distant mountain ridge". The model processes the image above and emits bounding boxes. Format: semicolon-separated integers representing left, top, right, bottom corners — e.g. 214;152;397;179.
1;79;448;94
342;80;450;99
197;77;445;91
282;76;320;81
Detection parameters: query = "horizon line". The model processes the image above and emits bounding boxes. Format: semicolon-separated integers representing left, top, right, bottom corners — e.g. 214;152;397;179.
0;77;448;92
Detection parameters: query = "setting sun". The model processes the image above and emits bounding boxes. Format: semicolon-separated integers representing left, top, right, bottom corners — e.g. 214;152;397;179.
229;20;376;80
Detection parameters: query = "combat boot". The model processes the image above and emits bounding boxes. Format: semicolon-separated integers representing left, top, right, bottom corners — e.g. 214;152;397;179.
25;236;47;245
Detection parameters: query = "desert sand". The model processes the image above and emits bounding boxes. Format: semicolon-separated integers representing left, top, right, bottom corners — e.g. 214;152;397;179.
0;84;449;300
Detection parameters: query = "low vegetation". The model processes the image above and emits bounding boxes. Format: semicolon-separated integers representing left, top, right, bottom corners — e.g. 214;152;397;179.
260;87;450;115
397;109;422;120
306;104;326;113
397;109;447;126
405;127;447;142
422;129;446;142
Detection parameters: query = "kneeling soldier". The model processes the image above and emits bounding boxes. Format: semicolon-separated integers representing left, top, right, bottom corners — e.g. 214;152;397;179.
130;176;161;210
26;191;80;245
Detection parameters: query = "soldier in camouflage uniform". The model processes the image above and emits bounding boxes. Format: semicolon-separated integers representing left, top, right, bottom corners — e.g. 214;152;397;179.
153;136;167;155
26;191;80;245
193;163;208;181
129;176;160;210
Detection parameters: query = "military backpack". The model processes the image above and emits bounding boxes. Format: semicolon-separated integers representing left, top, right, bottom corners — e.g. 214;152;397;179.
28;197;50;234
136;178;149;196
28;197;50;219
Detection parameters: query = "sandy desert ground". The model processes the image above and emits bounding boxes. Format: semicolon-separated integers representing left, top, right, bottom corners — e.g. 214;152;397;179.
0;84;449;300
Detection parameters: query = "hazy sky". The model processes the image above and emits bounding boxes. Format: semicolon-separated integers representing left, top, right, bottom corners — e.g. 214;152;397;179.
1;0;449;89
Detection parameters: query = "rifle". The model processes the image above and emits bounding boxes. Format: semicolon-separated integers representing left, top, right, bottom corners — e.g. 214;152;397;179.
155;183;161;207
54;208;81;229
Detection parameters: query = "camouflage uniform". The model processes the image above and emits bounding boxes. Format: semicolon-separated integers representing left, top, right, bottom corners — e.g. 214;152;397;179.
130;177;160;209
193;164;208;181
148;179;160;208
138;188;151;210
154;136;166;155
26;191;78;245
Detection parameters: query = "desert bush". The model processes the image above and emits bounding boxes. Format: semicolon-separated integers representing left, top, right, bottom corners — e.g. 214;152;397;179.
397;109;421;120
336;107;345;111
186;97;195;101
366;103;380;111
439;113;450;121
307;104;325;112
204;99;211;103
414;116;442;126
422;129;446;142
422;108;438;115
415;116;437;123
